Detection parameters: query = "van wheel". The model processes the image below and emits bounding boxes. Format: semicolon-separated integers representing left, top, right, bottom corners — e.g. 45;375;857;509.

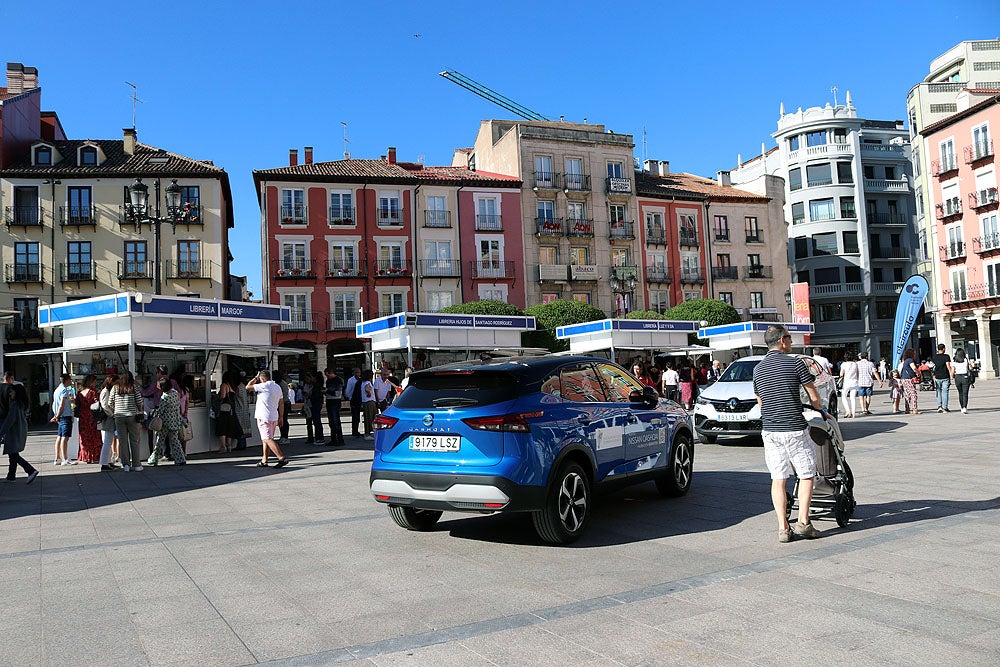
697;432;717;444
532;462;590;544
656;433;693;497
388;505;442;531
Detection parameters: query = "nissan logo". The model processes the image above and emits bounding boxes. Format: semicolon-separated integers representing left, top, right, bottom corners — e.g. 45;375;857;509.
423;414;434;427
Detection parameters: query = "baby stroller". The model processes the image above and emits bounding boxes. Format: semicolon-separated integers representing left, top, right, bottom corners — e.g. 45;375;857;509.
786;409;856;527
919;369;934;391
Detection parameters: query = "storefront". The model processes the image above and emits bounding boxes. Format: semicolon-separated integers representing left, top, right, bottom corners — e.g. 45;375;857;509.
19;292;292;455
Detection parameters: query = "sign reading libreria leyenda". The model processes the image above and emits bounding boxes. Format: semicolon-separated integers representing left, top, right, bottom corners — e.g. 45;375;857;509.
891;275;929;370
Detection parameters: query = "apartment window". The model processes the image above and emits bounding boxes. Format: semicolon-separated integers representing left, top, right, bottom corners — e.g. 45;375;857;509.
12;242;40;282
569;247;589;265
380;292;405;315
972;123;991;160
423;240;453;275
607;161;624;178
679;214;697;243
833;128;847;144
840;196;856;219
985;261;1000;295
284;294;309;328
845;302;863;320
281;242;307;272
67;186;92;223
34;145;51;165
647;212;664;240
950;269;967;301
837;162;853;184
789;168;802;191
843;231;859;254
817;303;843;322
379;243;404;269
67;241;91;280
814;268;840;285
572;293;591;304
12;297;38;332
750;292;764;309
791;202;805;224
809;199;836;221
124;240;147;277
845;266;862;283
982;213;1000;251
713;215;729;241
330;190;354;224
745;216;761;242
806;163;832;187
329;243;356;272
609;204;626;224
541;293;559;304
683;291;701;301
178;240;200;275
567;201;585;222
940;139;956;171
863;165;875;180
476;197;501;230
884;166;896;180
13;186;39;225
806;131;826;147
539;246;557;264
612;248;630;267
718;292;733;306
80;146;97;165
537;201;555;232
812;233;837;256
794;237;810;259
716;253;731;268
875;301;893;319
747;253;762;267
535;155;554;187
379;192;401;224
332;293;357;327
425;291;454;312
650;290;670;313
788;135;800;151
565;158;585;189
280;189;305;224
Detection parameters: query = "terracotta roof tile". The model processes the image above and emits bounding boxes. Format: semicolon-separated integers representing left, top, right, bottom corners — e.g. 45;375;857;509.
0;139;227;177
253;159;521;187
636;171;768;203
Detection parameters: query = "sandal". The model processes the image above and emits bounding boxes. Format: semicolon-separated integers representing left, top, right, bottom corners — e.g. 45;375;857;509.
255;461;269;467
274;459;289;469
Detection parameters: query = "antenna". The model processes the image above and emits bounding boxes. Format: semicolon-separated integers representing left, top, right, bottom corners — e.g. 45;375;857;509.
642;126;648;163
341;121;351;159
831;86;839;107
439;69;548;121
125;81;142;129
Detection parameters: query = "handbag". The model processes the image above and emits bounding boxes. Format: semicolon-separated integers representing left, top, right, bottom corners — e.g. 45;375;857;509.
91;402;108;422
181;420;194;442
147;409;163;432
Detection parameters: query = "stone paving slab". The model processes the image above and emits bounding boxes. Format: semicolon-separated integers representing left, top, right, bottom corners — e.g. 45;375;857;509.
2;389;999;666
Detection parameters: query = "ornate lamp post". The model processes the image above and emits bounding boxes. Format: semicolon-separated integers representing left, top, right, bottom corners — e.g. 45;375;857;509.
126;177;183;294
609;267;638;317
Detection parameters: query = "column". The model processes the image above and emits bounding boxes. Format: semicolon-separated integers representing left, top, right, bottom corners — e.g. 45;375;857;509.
935;312;952;353
315;345;328;374
974;308;995;379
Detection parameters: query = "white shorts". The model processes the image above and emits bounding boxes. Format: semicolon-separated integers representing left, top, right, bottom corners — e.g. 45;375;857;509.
762;428;816;480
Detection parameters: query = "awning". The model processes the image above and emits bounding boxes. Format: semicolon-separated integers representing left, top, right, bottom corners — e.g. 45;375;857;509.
4;343;305;358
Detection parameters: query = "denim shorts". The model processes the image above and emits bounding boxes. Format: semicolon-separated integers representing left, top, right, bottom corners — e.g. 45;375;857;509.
857;386;873;397
57;416;74;437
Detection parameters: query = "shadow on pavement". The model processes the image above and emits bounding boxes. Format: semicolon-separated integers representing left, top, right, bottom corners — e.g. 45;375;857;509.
828;495;1000;534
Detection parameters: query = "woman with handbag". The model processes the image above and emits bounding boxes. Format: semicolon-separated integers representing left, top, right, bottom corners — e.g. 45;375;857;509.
109;371;145;471
3;383;39;483
214;373;242;452
76;374;103;463
97;374;119;470
899;349;921;414
147;378;186;465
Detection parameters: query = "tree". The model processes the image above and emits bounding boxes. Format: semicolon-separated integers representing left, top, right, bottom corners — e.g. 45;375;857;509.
624;310;668;320
524;299;606;352
438;300;524;316
664;299;741;327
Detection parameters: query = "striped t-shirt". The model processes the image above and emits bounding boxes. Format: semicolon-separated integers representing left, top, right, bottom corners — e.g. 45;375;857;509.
752;351;814;432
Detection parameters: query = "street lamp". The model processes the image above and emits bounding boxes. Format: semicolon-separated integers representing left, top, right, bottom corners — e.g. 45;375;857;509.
784;288;792;319
609;267;637;317
126;177;183;294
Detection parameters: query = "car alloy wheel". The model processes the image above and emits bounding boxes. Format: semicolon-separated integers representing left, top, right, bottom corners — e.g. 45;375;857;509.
557;470;588;533
532;462;590;544
656;433;694;497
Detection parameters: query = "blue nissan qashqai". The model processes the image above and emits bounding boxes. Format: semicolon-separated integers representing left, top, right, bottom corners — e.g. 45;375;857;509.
369;355;693;544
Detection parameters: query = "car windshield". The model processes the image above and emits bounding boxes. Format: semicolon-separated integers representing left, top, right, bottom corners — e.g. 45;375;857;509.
718;360;760;382
393;370;519;409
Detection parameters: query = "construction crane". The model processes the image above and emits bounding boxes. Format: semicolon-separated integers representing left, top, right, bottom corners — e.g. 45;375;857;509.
439;69;549;121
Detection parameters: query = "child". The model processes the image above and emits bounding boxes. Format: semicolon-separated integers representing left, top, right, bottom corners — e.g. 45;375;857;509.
888;369;903;414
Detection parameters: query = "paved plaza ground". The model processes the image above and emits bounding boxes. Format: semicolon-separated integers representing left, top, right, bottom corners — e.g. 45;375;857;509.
1;383;998;666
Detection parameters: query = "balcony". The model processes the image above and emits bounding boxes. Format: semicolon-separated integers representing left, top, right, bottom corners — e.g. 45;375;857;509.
745;234;764;243
282;311;325;332
935;198;963;220
419;259;461;278
326;260;366;278
606;176;632;195
970;188;999;211
939;242;966;262
609;221;635;241
569;264;598;281
329;206;356;226
712;266;739;280
861;143;904;157
60;205;97;228
165;260;212;280
328;313;359;331
423;210;451;228
538;264;568;282
804;142;853;157
646;227;667;245
566;218;594;238
868;213;910;226
810;282;864;298
864;178;909;192
173;203;202;226
475;214;502;231
280;204;307;225
273;259;317;279
715;232;730;242
4;206;43;227
469;260;515;280
60;261;96;283
806;178;833;187
645;267;671;284
117;260;153;281
964;140;993;164
533;171;559;190
973;233;1000;255
679;231;699;248
741;265;773;280
564;173;591;192
5;318;42;340
376;209;404;227
680;268;706;284
870;247;911;260
942;288;968;306
536;217;564;237
5;263;43;283
872;282;905;296
931;159;959;177
374;260;412;278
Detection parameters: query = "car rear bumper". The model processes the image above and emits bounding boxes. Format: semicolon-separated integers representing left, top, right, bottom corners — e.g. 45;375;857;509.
369;470;546;512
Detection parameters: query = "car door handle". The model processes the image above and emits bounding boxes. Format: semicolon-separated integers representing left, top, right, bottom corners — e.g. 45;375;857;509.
577;415;592;425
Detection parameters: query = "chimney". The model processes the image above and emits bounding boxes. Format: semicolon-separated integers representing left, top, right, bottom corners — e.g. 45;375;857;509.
289;149;298;167
123;127;137;155
387;146;397;165
304;146;313;165
643;159;658;173
716;170;732;187
21;65;38;91
658;160;670;176
6;62;24;94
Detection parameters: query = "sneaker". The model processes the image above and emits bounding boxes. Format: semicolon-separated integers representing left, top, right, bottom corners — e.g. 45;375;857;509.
133;465;143;472
278;438;290;445
778;528;794;543
122;465;131;472
944;408;950;413
937;406;943;413
66;460;78;465
364;435;374;441
792;521;822;539
100;465;115;471
53;459;61;465
961;407;968;414
26;471;38;485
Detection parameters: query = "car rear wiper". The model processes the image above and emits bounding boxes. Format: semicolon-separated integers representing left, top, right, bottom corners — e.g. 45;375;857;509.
432;397;479;408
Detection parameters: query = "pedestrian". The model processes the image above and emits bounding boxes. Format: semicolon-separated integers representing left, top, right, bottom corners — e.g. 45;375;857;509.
345;367;363;438
305;371;325;444
839;355;859;418
878;357;889;380
661;362;679;402
324;368;345;446
855;352;882;415
171;369;192;455
752;325;828;543
75;374;103;463
214;372;243;452
952;347;972;414
931;344;954;413
272;370;291;445
109;371;145;472
146;377;186;465
678;363;696;410
246;370;288;468
888;369;904;414
3;383;38;484
233;371;251;450
142;366;179;457
707;360;723;385
97;374;120;470
373;366;397;413
899;349;921;414
360;370;376;440
808;347;833;375
49;373;77;466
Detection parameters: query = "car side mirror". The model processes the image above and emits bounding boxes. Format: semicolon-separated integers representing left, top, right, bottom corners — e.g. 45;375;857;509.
630;386;659;408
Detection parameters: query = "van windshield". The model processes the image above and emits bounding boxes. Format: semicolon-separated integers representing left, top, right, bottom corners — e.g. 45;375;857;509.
718;360;760;382
393;371;519;409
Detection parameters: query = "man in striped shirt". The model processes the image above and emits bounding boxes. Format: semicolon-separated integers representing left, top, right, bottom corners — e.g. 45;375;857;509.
753;325;828;543
856;352;882;415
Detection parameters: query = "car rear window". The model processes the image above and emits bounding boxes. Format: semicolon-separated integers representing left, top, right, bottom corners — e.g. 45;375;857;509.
718;360;760;382
394;371;520;409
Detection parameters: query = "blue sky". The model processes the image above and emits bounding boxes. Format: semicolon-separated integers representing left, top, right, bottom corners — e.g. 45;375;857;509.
2;0;997;299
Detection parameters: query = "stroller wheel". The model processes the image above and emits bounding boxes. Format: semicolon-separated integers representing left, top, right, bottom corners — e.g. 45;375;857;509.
834;492;853;528
785;490;795;519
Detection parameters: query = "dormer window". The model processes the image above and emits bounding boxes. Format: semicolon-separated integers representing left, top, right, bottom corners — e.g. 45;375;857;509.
34;146;52;165
80;146;98;166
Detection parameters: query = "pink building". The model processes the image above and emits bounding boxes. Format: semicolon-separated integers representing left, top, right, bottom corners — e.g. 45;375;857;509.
924;92;999;376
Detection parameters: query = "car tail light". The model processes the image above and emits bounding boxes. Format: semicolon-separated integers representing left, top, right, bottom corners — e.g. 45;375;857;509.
373;415;398;430
462;411;541;433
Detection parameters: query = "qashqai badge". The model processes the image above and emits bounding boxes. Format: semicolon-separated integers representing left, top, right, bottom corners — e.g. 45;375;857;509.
423;413;434;427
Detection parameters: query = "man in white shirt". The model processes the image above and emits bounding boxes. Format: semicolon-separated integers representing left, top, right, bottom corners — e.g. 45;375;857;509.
373;367;397;413
246;370;288;468
855;352;883;415
808;348;833;375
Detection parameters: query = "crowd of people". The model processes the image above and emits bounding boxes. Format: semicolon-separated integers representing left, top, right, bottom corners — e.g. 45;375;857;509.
629;358;724;410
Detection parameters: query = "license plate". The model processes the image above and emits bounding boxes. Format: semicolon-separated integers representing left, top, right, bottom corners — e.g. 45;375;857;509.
716;412;747;423
409;435;461;451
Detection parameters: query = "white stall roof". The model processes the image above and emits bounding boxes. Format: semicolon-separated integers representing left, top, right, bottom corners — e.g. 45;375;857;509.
356;312;536;352
556;319;700;355
697;321;814;351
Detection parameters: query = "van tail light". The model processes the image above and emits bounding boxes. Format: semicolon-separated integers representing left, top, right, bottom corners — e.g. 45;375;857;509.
462;411;541;433
373;415;398;430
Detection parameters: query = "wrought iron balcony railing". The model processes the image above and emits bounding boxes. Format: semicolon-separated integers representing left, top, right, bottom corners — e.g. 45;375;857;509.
536;217;564;236
5;206;43;227
645;267;671;284
376;209;404;226
419;259;461;277
5;263;43;283
679;231;699;247
272;258;317;278
566;218;594;237
423;210;451;228
374;260;412;277
60;262;96;282
469;260;515;280
475;214;502;231
533;171;559;189
60;205;97;227
712;266;739;280
609;221;635;240
741;265;773;279
679;268;706;284
564;173;591;192
973;233;1000;255
325;260;366;278
280;204;307;225
329;206;356;226
165;260;212;280
646;227;667;245
939;242;966;261
964;139;993;164
117;260;153;280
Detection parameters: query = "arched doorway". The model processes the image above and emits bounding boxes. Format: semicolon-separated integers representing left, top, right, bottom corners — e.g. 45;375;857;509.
327;337;367;375
277;339;317;383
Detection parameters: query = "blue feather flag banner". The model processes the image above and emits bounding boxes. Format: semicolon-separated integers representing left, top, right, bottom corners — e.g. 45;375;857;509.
892;275;929;370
